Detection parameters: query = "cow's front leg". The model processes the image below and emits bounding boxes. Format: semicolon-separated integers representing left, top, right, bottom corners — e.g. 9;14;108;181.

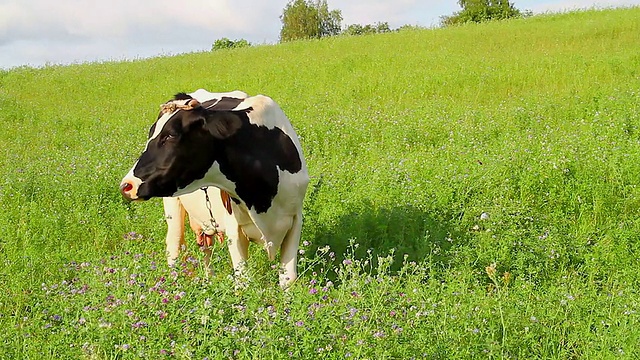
226;225;250;288
279;212;302;289
163;197;186;267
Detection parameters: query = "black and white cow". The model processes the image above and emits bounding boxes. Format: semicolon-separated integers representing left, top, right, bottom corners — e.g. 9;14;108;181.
120;89;309;288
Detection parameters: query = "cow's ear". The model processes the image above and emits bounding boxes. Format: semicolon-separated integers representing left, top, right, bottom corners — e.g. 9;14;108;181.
205;112;242;139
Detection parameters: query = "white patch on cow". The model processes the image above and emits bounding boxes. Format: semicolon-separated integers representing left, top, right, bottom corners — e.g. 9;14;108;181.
172;161;237;198
148;110;176;141
190;89;248;103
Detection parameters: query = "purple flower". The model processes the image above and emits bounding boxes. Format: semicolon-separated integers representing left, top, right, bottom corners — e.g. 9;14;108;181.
309;288;318;295
350;307;358;316
343;259;352;266
295;321;304;327
132;321;147;329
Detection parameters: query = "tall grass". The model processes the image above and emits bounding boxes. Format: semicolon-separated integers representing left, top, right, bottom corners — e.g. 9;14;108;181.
1;7;640;358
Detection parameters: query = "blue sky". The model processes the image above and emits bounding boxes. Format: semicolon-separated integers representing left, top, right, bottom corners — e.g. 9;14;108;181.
1;0;638;69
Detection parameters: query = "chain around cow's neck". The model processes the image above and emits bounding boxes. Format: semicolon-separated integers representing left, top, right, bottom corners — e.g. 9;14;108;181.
200;187;220;237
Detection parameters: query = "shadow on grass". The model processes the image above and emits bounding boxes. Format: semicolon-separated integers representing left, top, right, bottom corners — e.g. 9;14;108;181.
303;199;467;274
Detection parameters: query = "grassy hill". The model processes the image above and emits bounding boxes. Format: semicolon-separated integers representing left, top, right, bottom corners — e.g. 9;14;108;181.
1;7;639;358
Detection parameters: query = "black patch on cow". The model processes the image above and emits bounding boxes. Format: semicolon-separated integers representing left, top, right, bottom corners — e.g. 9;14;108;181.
207;97;245;111
210;110;303;213
173;92;192;101
133;104;303;213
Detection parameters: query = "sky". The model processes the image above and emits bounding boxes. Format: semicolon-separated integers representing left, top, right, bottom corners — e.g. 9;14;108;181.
1;0;639;69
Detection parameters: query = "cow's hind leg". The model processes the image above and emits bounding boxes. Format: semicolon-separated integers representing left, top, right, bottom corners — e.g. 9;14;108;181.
279;212;302;289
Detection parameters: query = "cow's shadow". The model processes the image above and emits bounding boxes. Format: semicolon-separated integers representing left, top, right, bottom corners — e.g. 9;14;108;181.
302;198;467;275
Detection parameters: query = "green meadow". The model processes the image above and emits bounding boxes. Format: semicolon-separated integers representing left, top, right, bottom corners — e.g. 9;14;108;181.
1;6;640;358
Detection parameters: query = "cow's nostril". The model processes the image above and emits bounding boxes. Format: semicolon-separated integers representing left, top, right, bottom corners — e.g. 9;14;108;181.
120;182;133;193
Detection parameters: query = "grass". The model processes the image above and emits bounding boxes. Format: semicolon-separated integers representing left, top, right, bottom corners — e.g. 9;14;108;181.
1;6;640;358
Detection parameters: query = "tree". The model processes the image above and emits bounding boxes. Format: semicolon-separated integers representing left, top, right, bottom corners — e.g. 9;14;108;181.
279;0;342;42
316;0;342;37
212;38;251;51
343;22;391;36
441;0;529;26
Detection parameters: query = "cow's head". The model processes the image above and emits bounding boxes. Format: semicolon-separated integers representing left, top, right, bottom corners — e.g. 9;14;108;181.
120;95;242;201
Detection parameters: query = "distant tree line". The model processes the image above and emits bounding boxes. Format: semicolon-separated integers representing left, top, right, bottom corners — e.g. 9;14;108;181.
212;0;530;49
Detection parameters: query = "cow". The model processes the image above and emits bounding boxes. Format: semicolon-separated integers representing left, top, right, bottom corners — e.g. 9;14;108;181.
120;89;309;288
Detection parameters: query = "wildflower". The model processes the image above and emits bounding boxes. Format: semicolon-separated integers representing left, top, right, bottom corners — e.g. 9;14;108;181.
348;307;358;318
485;263;497;279
295;321;304;327
303;240;310;246
132;320;147;329
78;318;86;325
309;288;318;295
343;259;352;266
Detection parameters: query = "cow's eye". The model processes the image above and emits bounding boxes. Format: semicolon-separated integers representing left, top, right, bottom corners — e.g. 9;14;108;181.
160;134;177;146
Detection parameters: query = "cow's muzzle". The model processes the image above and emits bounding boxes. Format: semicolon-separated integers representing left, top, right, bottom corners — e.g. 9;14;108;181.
120;180;139;201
